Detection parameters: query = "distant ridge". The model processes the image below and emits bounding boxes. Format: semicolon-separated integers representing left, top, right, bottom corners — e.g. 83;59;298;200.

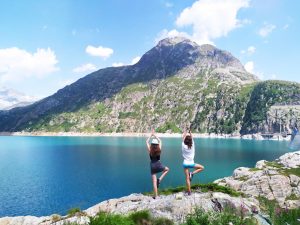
0;87;38;110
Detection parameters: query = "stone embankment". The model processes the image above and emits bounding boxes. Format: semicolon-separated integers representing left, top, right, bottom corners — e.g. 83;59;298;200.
1;151;299;225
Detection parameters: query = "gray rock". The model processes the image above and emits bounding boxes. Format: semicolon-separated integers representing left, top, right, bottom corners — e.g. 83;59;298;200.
0;192;260;225
279;151;300;168
215;151;300;208
233;167;252;179
289;174;300;187
255;160;267;169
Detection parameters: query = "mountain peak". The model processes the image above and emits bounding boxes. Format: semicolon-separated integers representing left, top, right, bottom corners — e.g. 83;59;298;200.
138;36;250;77
157;36;198;47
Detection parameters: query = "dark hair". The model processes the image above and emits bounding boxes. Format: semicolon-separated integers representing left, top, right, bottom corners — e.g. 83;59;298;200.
150;144;161;157
184;135;193;149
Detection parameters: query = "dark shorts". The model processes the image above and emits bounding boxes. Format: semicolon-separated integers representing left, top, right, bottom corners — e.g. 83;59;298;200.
150;160;166;175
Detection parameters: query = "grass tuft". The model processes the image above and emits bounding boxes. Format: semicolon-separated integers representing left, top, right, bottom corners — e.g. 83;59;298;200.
143;183;243;197
258;196;300;225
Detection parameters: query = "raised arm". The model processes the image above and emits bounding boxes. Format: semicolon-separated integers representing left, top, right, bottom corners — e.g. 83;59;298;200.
156;135;162;149
189;129;193;140
146;135;151;153
182;127;187;142
146;128;156;152
151;129;162;149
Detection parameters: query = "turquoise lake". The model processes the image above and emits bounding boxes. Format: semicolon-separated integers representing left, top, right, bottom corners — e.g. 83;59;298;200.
0;136;293;217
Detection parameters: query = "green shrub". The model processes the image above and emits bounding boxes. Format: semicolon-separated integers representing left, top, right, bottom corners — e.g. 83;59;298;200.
274;207;300;225
152;217;174;225
87;210;174;225
67;207;81;217
184;207;257;225
118;112;138;119
51;214;61;222
156;121;181;133
89;212;134;225
185;208;210;225
258;196;300;225
249;168;261;172
285;193;299;201
129;210;151;224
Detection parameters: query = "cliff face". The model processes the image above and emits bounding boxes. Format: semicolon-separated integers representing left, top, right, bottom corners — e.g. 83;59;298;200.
0;37;299;134
241;80;300;135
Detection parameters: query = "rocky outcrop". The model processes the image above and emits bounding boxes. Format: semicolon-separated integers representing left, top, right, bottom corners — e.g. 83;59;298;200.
0;192;259;225
215;151;300;209
241;80;300;135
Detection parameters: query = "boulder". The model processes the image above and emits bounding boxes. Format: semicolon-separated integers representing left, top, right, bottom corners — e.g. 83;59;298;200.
278;151;300;168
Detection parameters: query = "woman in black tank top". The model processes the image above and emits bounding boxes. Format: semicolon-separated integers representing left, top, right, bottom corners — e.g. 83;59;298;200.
146;129;169;199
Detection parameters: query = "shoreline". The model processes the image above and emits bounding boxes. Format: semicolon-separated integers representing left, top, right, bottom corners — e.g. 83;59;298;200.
0;131;290;141
0;150;299;224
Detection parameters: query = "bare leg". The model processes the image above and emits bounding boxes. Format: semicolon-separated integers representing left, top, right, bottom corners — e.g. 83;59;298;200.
191;163;204;176
184;168;191;193
158;167;169;182
152;174;158;198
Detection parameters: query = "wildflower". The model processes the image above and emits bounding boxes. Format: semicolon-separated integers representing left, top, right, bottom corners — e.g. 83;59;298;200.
275;207;281;216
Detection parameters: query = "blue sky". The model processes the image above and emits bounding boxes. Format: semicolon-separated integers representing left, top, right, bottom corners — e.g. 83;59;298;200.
0;0;299;98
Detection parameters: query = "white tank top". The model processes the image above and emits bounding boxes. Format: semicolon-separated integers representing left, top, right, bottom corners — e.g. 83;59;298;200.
182;141;195;164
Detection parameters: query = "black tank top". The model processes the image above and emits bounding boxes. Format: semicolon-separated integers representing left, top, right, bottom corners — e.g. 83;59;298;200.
150;154;160;162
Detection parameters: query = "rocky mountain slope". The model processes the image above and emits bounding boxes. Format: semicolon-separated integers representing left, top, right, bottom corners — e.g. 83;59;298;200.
0;37;299;134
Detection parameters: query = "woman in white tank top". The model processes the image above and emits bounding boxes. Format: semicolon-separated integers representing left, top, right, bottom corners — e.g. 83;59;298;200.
182;129;204;195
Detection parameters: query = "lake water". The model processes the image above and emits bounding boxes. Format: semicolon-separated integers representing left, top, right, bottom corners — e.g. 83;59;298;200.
0;136;292;217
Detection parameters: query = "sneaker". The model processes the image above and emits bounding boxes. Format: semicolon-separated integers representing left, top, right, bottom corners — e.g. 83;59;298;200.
187;191;191;196
157;178;160;188
189;172;194;181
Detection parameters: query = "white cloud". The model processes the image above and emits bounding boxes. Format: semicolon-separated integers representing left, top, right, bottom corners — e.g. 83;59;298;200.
131;56;141;65
86;45;113;59
175;0;250;45
244;61;254;73
73;63;97;73
241;46;256;55
259;23;276;37
247;46;256;54
155;29;191;44
112;62;124;67
0;86;41;110
0;47;59;83
165;2;173;8
244;61;266;80
283;24;289;30
112;56;141;67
